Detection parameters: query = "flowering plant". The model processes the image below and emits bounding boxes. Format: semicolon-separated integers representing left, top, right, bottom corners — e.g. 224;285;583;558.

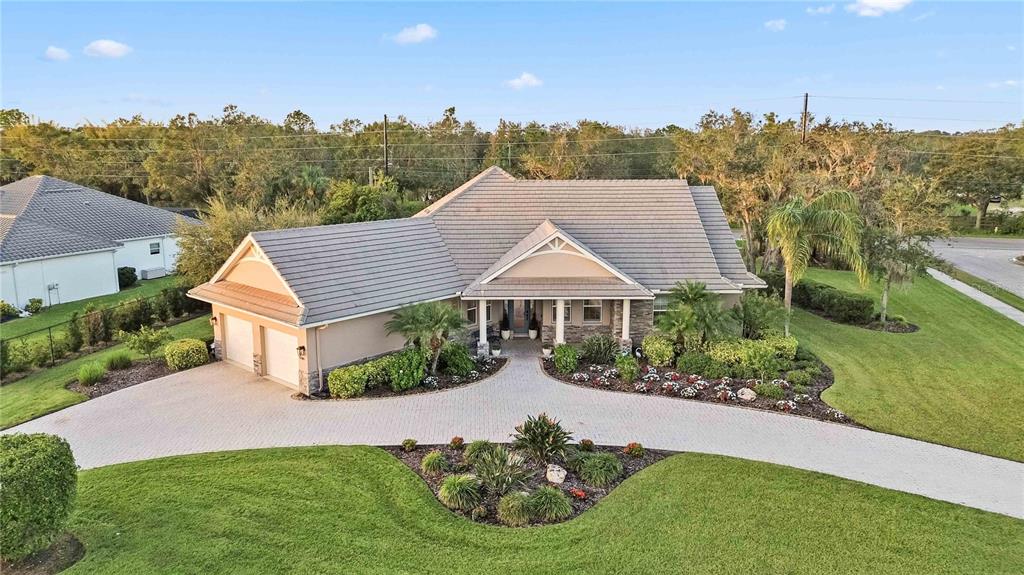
771;378;791;389
569;487;587;500
665;371;681;381
634;380;653;393
571;372;590;383
693;379;710;391
423;376;440;388
823;408;846;421
793;393;812;404
681;386;698;398
623;442;645;457
687;374;701;384
449;436;465;449
775;400;797;412
720;377;733;386
715;388;736;402
661;381;680;395
593;376;610;387
603;368;619;378
642;371;661;383
468;370;479;379
589;364;604;372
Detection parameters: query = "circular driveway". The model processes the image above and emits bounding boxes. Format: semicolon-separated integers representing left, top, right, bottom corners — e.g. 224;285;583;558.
8;352;1023;519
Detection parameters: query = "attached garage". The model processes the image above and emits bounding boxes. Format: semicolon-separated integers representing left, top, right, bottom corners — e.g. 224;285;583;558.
222;314;254;368
263;326;299;386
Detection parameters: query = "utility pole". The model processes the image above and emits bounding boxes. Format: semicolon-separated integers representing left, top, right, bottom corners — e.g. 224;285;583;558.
368;166;375;186
801;93;809;144
383;114;389;176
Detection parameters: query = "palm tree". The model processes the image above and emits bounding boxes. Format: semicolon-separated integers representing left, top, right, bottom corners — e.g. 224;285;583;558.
667;280;711;307
766;190;868;336
385;302;466;374
663;281;729;347
295;166;330;205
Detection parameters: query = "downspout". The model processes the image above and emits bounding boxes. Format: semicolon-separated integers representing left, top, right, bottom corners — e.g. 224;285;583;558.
315;325;327;396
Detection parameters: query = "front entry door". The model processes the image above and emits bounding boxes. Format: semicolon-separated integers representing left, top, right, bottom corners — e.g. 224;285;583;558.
512;300;532;336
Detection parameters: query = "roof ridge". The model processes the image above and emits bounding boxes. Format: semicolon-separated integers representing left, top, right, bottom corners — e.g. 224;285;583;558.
413;165;514;217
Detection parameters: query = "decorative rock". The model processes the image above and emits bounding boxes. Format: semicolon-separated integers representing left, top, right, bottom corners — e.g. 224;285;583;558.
737;387;757;402
546;464;567;484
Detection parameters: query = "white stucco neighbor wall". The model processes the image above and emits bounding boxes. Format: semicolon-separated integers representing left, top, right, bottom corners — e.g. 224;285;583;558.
0;250;119;308
114;235;181;273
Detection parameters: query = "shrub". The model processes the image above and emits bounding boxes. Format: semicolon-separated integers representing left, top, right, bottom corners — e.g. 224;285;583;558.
709;338;790;380
527;486;572;522
401;438;418;452
77;362;105;386
327;364;369;398
439;342;475;376
512;413;573;463
160;287;186;318
104;351;133;370
81;305;109;347
438;474;481;511
0;434;77;562
676;351;726;377
754;381;785;399
449;436;465;450
497;492;532;527
0;340;29;377
420;450;448;477
164;338;208;371
744;342;785;382
578;438;595;452
0;300;19;317
24;298;43;314
762;334;799;361
793;280;874;325
787;369;813;387
386;347;426;392
641;334;673;367
26;340;52;368
580;334;617;364
118;326;170;359
464;440;496;465
474;446;534;496
553;344;578;374
117;266;137;289
730;291;784;339
579;452;623;487
65;312;84;352
623;442;645;458
360;358;390;389
615;354;639;382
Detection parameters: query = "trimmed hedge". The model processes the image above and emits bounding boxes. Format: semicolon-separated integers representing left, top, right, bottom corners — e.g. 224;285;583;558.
0;433;77;562
117;266;138;289
327;364;369;398
762;272;873;325
326;347;430;398
164;338;208;371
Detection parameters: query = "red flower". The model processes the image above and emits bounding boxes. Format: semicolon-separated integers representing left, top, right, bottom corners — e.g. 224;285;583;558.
569;487;587;500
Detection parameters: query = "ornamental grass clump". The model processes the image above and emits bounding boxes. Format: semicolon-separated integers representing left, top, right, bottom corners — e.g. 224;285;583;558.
77;362;105;386
474;446;534;496
580;334;617;364
512;413;573;463
103;350;133;371
579;452;623;487
527;486;573;522
464;440;496;465
438;474;482;511
420;450;448;477
497;492;532;527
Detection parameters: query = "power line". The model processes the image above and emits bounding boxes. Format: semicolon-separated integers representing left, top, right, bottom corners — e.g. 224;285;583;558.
813;94;1021;105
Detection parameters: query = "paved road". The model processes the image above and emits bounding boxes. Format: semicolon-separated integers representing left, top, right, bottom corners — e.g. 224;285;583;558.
927;268;1024;326
929;237;1024;298
8;349;1023;519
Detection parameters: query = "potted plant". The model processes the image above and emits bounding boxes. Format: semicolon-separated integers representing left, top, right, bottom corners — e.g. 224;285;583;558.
528;313;539;340
491;341;502;357
500;313;511;340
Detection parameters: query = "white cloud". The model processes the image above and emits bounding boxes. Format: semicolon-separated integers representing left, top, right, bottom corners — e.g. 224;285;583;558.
84;39;132;58
911;11;935;22
44;46;70;61
764;19;787;32
391;23;437;45
987;80;1019;89
806;4;835;15
505;72;542;90
845;0;912;17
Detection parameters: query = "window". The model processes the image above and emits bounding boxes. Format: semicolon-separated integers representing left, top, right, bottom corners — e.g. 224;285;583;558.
149;242;161;255
653;296;671;323
583;299;603;323
466;302;491;324
553;300;571;322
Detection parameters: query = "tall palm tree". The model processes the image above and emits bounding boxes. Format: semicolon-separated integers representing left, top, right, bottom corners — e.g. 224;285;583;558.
766;190;868;336
385;301;466;374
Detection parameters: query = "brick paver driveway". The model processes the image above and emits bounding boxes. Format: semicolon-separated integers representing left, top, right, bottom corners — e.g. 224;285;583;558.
9;345;1024;519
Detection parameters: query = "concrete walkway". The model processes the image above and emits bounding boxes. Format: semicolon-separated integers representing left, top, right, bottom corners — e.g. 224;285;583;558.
927;268;1024;326
929;237;1024;299
8;346;1024;519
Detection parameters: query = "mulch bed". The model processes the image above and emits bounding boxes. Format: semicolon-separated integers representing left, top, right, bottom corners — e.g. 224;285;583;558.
544;357;861;426
387;442;669;526
1;533;84;575
306;356;508;400
67;358;172;398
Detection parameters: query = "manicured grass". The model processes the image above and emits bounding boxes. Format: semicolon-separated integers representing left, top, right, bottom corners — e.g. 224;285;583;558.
65;446;1023;574
0;315;211;429
792;269;1024;461
941;266;1024;313
1;276;181;341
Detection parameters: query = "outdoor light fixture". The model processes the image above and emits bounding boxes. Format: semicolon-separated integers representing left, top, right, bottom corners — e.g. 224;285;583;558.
296;345;306;359
209;317;218;326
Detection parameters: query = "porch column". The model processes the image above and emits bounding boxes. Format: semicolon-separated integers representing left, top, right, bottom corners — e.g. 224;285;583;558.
477;299;490;357
555;299;566;344
621;299;631;340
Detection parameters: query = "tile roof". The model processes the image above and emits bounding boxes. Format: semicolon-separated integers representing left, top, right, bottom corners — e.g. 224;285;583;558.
0;175;200;263
189;281;303;325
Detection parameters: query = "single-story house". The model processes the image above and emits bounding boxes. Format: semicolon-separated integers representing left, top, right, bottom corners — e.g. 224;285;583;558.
0;175;199;308
188;166;763;393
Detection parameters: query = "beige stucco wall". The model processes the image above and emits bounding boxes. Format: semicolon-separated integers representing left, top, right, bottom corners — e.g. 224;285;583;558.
211;303;308;389
721;293;742;309
222;248;294;298
500;251;614;279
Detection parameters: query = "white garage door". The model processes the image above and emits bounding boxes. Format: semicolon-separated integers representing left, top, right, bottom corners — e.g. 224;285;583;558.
223;315;254;368
264;327;299;386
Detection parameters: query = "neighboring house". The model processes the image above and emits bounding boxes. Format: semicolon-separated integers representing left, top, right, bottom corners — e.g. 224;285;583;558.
0;175;199;308
188;166;763;393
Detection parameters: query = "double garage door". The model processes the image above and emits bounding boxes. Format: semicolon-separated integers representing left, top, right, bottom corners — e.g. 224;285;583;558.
222;314;299;387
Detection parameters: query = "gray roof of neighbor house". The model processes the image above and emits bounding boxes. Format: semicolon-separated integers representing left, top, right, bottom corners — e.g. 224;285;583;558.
195;166;760;326
0;175;200;263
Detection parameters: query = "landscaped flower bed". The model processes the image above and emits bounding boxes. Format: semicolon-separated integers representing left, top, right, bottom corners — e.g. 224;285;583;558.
388;414;667;526
357;355;507;399
67;359;173;399
543;347;858;425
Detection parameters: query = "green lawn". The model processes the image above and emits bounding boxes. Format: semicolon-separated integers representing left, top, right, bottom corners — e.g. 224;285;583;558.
1;276;181;342
64;446;1023;574
792;269;1024;462
941;266;1024;313
0;315;211;429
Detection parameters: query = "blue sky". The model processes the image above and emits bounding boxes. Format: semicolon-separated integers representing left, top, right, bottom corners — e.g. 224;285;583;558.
2;1;1021;132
